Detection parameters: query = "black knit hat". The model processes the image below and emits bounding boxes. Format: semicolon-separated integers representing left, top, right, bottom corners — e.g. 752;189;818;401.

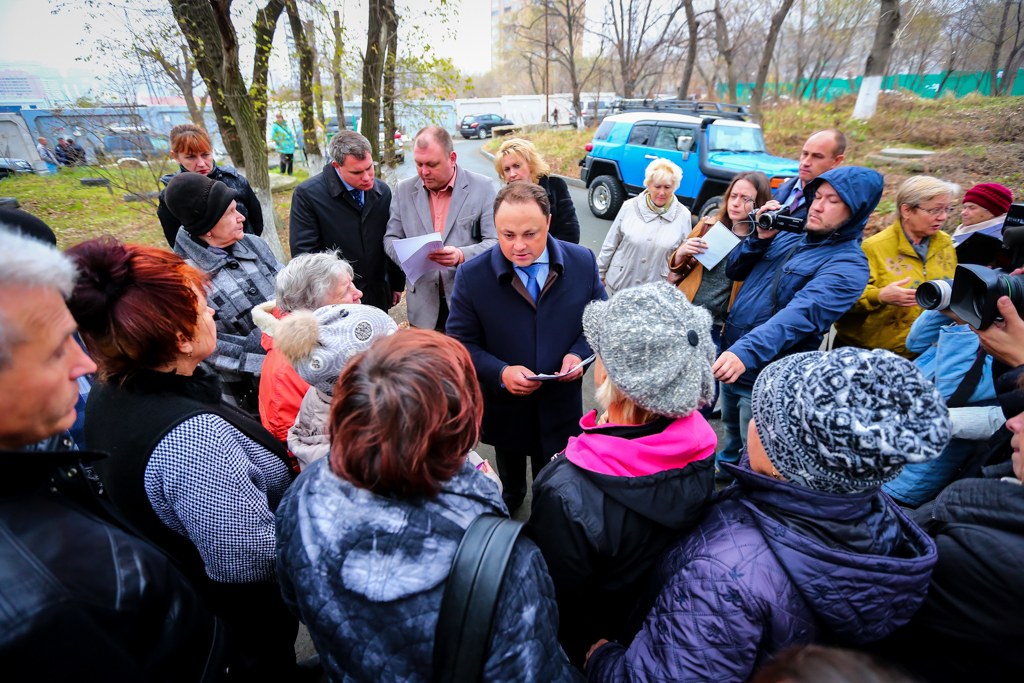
163;172;239;237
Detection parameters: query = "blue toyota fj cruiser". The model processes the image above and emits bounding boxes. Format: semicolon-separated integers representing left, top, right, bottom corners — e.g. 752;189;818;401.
578;100;798;220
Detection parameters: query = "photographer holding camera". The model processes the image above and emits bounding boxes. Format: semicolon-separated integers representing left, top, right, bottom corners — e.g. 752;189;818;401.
834;176;959;358
710;166;883;478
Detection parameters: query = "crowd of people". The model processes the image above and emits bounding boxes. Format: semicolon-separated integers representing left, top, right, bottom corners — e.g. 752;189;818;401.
1;120;1022;683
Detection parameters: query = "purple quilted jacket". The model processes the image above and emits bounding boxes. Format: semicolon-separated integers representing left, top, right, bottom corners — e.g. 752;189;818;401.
586;464;938;683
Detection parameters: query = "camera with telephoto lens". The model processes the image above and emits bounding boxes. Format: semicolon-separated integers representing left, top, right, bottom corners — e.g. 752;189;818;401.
754;205;805;234
916;278;954;310
927;202;1024;329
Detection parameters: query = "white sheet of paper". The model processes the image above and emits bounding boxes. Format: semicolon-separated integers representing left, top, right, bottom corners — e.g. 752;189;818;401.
693;221;742;271
393;233;445;282
525;354;597;381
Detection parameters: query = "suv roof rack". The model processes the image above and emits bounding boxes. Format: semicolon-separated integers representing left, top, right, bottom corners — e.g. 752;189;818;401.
609;99;749;121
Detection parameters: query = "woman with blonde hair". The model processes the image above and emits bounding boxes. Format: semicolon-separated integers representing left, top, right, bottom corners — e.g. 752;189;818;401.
494;137;581;243
834;175;959;357
597;158;690;297
156;122;264;248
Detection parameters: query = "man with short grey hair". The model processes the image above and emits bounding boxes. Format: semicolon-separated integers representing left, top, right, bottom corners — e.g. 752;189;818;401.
289;130;404;312
0;229;227;677
384;125;498;330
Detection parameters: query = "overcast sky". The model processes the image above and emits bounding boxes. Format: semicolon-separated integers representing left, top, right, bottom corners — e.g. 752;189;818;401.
0;0;492;81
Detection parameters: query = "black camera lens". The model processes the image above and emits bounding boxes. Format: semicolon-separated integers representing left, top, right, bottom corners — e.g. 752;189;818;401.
950;264;1024;329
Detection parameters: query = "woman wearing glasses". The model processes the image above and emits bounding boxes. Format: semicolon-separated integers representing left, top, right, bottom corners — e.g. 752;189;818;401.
834;175;959;358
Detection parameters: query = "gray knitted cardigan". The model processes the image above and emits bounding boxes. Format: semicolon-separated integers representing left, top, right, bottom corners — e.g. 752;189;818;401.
174;228;283;379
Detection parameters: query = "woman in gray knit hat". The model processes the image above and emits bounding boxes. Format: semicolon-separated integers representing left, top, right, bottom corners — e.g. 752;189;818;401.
584;347;951;683
528;281;718;667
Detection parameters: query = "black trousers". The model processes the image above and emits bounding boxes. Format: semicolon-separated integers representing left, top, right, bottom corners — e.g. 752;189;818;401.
434;294;450;332
494;447;549;512
279;153;293;175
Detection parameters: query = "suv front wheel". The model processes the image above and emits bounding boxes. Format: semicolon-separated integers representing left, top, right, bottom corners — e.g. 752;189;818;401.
697;196;722;222
588;175;625;219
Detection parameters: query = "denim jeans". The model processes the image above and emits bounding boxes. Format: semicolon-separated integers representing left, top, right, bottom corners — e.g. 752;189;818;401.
718;381;753;468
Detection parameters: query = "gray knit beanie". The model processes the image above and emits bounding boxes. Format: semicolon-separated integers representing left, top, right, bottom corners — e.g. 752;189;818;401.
752;347;952;494
275;304;397;396
583;281;716;417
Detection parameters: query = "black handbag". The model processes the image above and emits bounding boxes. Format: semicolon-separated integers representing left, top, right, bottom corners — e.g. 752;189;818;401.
433;514;525;683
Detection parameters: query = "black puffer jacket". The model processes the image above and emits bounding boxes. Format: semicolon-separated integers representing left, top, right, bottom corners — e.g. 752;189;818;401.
158;163;264;248
527;413;716;666
539;174;581;244
0;448;226;681
869;471;1024;681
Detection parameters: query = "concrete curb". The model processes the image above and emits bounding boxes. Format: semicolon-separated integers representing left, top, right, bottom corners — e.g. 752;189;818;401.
478;146;586;189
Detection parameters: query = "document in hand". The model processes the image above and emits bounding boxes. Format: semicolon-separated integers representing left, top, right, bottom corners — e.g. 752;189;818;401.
693;222;742;271
393;233;446;282
525;354;597;381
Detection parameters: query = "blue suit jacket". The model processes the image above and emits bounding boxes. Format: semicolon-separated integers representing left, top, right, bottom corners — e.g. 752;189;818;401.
772;176;810;220
446;236;607;457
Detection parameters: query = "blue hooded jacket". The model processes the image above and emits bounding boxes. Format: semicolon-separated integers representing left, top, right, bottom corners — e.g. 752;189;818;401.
585;464;938;683
275;457;583;683
722;167;883;386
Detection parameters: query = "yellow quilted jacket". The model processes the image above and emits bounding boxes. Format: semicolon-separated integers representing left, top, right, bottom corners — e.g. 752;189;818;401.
834;220;957;358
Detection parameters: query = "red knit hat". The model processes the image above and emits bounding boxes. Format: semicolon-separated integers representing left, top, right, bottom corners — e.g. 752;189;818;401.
963;183;1013;217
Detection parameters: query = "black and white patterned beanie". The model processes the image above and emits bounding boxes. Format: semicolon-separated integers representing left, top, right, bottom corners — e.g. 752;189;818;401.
275;304;398;396
583;281;716;417
752;347;952;494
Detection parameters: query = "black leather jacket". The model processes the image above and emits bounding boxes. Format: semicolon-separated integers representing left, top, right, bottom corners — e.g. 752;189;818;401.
0;447;226;681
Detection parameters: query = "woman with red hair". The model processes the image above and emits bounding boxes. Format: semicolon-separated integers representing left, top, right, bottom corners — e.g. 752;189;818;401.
156;122;264;248
66;237;307;681
274;328;581;683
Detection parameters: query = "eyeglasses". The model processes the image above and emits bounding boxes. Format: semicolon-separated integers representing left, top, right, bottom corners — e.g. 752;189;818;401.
915;205;953;217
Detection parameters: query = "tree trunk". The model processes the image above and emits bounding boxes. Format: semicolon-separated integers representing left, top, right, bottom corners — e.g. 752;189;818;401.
361;0;385;164
168;0;245;167
381;0;398;168
998;2;1023;95
253;0;287;141
989;0;1012;96
286;0;324;172
853;0;901;119
333;10;346;131
207;0;286;261
677;0;698;99
713;0;737;103
302;16;326;125
750;0;796;118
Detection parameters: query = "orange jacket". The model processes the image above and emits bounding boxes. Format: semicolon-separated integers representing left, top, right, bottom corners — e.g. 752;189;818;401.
254;302;310;444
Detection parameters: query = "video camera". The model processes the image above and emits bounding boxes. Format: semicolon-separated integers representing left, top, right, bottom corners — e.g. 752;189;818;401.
916;202;1024;329
750;205;805;234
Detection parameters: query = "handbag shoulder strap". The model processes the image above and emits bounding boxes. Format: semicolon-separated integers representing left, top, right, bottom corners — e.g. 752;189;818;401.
946;348;989;409
433;514;525;683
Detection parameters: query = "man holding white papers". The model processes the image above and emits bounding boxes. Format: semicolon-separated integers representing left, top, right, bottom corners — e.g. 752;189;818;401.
597;159;691;297
290;131;405;312
384;126;498;330
447;182;607;512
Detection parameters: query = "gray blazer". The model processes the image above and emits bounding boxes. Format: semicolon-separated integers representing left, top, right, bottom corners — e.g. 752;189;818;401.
384;165;498;329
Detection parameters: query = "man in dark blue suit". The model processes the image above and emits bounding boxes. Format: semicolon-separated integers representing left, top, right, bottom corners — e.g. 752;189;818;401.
773;128;846;220
447;182;607;512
